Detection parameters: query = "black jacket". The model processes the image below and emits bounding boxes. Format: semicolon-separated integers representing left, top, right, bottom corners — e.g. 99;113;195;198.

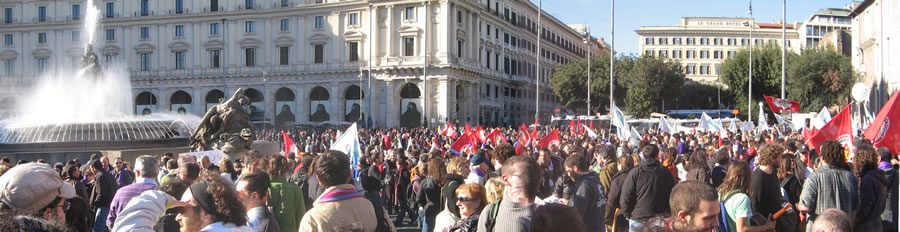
620;159;676;221
289;167;313;211
90;170;117;208
538;157;564;199
571;171;606;232
448;209;481;232
606;170;629;227
711;165;728;188
417;176;442;217
442;174;465;218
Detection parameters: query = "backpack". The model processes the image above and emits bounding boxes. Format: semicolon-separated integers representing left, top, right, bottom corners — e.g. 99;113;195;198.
716;191;742;232
484;200;502;232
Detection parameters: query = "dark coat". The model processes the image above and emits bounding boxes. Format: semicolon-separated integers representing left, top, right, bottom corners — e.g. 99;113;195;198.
856;169;889;229
442;174;465;218
606;170;630;232
620;159;676;221
448;209;481;232
571;171;606;232
417;176;442;217
90;170;117;209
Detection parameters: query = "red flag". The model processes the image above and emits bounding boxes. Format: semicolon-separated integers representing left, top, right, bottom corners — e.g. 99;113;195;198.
568;120;576;133
533;118;539;127
515;133;529;155
449;133;472;155
808;104;853;152
281;131;296;158
446;126;458;139
486;129;506;146
475;125;486;143
519;123;529;134
464;124;473;137
538;129;561;148
865;91;900;155
383;135;392;150
763;95;801;113
589;120;594;129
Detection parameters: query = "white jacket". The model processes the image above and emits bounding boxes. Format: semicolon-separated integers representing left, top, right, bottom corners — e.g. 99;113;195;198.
112;190;253;232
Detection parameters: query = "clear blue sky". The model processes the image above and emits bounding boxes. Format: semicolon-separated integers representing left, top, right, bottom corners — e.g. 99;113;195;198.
531;0;856;55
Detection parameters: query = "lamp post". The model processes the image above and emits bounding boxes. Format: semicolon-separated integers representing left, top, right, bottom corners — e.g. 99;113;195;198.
747;1;753;122
583;26;591;116
535;0;542;124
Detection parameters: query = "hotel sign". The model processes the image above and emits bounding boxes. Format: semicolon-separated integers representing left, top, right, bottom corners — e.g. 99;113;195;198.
687;20;748;27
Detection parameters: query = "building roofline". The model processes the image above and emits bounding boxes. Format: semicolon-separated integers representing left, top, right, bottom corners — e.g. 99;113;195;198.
850;0;874;17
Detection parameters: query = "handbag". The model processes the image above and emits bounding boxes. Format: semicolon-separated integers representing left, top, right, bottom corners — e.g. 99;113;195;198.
433;200;460;232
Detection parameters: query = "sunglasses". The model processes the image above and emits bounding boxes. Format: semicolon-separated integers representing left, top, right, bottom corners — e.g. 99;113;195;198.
457;196;475;202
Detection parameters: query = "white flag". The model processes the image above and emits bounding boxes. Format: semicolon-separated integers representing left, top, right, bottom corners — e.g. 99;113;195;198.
728;120;738;133
758;104;769;132
610;104;630;138
699;112;724;132
629;126;641;148
330;123;362;167
813;106;832;129
582;124;598;139
659;117;674;134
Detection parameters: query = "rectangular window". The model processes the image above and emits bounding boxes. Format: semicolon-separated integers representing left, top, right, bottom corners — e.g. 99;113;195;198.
72;31;80;42
685;64;694;74
210;50;220;68
3;59;13;76
140;53;151;71
645;50;653;56
686;50;694;58
687;38;695;45
715;64;721;75
457;10;462;23
140;0;148;15
700;50;708;59
727;50;735;58
105;29;114;40
314;16;324;28
38;6;46;22
672;50;681;58
279;46;289;65
176;0;184;13
245;21;255;33
457;40;463;58
210;23;219;35
486;51;491;67
245;0;254;9
700;64;709;75
645;37;653;45
211;0;218;11
175;52;185;69
486;24;490;35
3;34;11;45
658;37;666;45
404;7;415;20
403;37;414;56
37;58;48;73
37;33;46;44
72;5;81;20
313;44;324;63
658;50;667;58
348;42;358;61
175;25;184;37
4;8;11;24
140;27;149;39
245;48;256;66
280;19;289;31
349;12;359;26
106;2;114;18
281;0;288;7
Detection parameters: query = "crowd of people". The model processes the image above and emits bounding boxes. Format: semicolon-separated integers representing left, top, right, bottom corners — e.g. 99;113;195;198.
0;123;896;232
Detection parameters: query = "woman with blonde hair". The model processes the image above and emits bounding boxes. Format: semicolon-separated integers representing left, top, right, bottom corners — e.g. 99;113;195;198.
484;177;504;204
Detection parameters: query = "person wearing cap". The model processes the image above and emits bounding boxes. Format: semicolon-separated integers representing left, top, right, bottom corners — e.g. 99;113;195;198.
299;150;377;232
112;172;251;232
465;151;490;185
106;155;159;229
0;163;76;231
89;158;119;232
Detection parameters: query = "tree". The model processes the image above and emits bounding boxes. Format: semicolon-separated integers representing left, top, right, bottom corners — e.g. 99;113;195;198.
549;53;630;114
787;47;857;112
720;43;798;119
675;83;735;110
624;55;685;117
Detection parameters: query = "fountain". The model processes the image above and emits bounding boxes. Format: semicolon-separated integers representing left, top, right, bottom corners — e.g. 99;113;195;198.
0;0;197;163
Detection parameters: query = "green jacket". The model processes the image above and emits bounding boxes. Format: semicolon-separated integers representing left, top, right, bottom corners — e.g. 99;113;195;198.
269;175;306;232
597;160;618;194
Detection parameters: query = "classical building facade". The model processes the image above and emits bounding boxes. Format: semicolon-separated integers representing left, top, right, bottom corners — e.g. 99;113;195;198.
799;8;852;49
851;0;899;112
636;17;801;84
0;0;590;127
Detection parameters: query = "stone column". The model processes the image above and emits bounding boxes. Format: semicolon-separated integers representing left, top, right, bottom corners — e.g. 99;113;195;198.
295;85;307;123
329;84;340;123
385;80;396;128
385;6;394;57
192;88;204;115
436;78;450;125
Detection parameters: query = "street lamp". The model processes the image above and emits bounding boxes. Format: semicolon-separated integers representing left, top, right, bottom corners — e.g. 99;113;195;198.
583;26;591;116
744;1;753;122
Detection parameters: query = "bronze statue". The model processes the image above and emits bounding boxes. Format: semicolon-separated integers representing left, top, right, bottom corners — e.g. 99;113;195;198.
190;88;256;160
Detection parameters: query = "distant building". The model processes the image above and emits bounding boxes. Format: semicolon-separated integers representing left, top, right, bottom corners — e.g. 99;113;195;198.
567;24;610;56
818;29;852;56
636;17;800;84
851;0;899;112
0;0;590;127
799;8;852;49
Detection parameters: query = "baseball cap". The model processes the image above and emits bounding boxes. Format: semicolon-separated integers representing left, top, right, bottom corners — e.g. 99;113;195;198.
0;163;76;213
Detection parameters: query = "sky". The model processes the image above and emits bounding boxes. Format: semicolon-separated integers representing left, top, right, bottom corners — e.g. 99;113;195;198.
531;0;857;55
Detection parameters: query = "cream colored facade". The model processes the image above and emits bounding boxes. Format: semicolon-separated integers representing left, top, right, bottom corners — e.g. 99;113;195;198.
851;0;899;111
0;0;589;127
636;17;800;84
